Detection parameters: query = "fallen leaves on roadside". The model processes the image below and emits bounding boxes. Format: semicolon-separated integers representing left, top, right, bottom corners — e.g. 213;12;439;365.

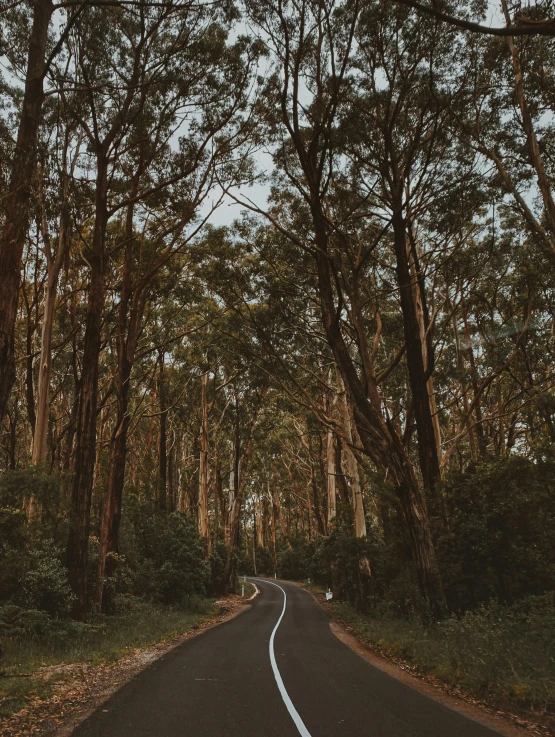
0;595;248;737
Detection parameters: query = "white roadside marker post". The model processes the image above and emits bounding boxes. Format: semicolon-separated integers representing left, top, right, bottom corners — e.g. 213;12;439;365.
242;584;245;597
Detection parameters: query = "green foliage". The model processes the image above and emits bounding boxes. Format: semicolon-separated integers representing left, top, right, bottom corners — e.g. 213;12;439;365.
121;506;210;606
0;467;67;540
438;452;555;610
17;540;74;618
276;536;320;581
0;599;215;717
254;546;275;576
0;470;74;636
330;593;555;712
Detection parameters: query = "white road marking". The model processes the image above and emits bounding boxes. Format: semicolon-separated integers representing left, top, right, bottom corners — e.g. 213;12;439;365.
250;578;312;737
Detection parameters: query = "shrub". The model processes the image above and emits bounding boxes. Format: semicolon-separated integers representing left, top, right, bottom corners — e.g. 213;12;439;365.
17;540;74;618
129;510;210;606
438;453;555;611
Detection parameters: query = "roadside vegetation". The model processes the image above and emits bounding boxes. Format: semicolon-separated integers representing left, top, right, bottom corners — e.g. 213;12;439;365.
327;596;555;717
0;600;214;717
0;470;220;717
2;0;555;731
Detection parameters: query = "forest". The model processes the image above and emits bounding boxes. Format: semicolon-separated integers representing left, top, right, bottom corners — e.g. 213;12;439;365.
1;0;555;728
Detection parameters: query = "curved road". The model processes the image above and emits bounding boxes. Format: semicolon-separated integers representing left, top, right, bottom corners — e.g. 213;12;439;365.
73;579;502;737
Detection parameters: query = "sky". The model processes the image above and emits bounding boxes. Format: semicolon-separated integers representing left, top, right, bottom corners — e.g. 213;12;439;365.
205;0;508;229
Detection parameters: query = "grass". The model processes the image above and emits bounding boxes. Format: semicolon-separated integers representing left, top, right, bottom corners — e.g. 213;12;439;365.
0;598;216;717
324;595;555;715
235;577;257;598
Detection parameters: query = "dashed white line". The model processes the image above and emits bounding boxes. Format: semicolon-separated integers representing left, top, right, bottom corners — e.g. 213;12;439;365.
250;578;312;737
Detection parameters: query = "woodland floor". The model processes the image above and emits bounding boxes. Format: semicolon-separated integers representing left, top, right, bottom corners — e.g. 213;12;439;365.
302;584;555;737
0;595;249;737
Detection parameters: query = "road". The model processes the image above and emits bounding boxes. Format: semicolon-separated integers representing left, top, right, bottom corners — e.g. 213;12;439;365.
73;579;503;737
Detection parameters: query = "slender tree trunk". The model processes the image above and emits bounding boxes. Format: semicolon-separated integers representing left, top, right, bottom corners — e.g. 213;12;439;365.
213;447;222;533
198;372;210;550
314;213;445;618
336;373;366;539
326;381;337;531
310;456;325;535
271;480;277;572
221;391;265;592
95;196;145;610
33;160;72;467
461;300;486;451
255;494;264;548
66;155;109;620
24;291;36;438
158;349;167;512
0;1;53;425
392;205;441;494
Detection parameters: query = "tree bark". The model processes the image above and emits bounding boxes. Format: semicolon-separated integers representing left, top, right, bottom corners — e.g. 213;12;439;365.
0;0;54;425
158;350;168;512
255;494;264;548
336;372;366;539
325;380;337;532
221;391;265;592
198;372;210;550
391;206;441;495
313;211;445;618
96;190;145;611
33;186;71;467
66;153;109;620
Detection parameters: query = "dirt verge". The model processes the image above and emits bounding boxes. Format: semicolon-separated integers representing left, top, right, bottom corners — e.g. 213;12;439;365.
0;596;250;737
302;585;552;737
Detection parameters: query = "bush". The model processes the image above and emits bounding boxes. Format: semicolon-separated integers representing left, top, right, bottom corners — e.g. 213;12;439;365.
331;592;555;712
438;453;555;611
127;510;210;606
17;540;74;618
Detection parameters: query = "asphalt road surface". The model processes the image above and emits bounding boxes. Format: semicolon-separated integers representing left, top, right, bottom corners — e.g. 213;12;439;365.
73;579;503;737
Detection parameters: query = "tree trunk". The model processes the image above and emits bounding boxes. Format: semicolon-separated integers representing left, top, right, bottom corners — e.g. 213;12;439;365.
33;153;72;467
66;155;108;620
96;195;145;611
255;495;264;549
326;381;337;531
158;350;167;512
221;391;265;592
0;1;53;425
198;372;210;550
392;206;441;495
336;372;366;539
314;213;445;618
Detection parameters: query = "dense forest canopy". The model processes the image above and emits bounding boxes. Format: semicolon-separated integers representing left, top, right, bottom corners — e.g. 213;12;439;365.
1;0;555;633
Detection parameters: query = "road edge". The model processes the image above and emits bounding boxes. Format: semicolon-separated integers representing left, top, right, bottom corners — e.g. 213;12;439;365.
295;582;548;737
0;596;253;737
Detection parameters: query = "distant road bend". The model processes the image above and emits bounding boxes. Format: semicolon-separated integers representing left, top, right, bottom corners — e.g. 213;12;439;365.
74;579;504;737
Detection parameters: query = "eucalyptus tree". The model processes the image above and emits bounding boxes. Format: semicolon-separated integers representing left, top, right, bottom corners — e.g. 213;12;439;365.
93;28;257;611
341;2;480;497
0;0;57;425
45;0;256;616
238;0;449;615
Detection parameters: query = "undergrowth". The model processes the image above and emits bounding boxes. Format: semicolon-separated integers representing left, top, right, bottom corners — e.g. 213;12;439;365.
0;597;215;717
327;592;555;715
